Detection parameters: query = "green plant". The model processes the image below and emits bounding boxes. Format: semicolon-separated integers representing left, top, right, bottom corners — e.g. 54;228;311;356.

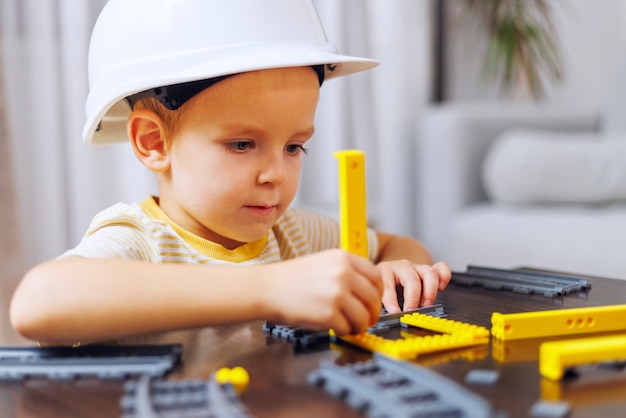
462;0;562;99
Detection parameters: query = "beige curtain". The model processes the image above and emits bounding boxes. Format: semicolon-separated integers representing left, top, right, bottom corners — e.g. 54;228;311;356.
300;0;434;236
0;48;27;343
0;58;25;283
1;0;154;269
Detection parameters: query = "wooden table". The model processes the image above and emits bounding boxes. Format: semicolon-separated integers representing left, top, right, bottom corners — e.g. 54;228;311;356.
1;273;626;417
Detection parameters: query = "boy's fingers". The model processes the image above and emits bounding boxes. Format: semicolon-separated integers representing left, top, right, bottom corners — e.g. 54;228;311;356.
433;261;452;290
360;276;384;326
415;265;440;307
329;315;351;336
339;295;371;335
349;252;384;295
345;259;383;326
401;282;421;311
379;265;401;313
380;260;422;311
400;268;422;311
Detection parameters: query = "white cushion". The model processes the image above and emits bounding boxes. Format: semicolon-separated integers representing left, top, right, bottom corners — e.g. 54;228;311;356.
482;129;626;204
600;57;626;137
447;202;626;279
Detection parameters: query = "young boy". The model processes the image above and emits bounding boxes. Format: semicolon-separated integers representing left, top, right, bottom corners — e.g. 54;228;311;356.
10;0;451;345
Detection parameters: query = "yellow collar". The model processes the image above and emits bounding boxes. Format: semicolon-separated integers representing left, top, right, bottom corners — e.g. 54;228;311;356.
139;196;267;262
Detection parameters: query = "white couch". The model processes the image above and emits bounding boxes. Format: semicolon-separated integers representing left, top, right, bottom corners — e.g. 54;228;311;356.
415;102;626;280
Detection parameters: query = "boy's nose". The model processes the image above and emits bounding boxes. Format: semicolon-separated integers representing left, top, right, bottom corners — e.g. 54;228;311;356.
257;154;288;185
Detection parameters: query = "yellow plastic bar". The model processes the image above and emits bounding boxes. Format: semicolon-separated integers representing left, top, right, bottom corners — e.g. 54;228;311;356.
491;304;626;341
539;333;626;380
334;150;368;258
331;329;490;360
401;313;490;341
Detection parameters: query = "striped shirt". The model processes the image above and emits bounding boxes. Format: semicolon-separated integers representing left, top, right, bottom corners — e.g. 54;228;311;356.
62;196;379;264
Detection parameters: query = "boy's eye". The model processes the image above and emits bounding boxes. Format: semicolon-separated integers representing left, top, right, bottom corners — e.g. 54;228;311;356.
285;144;308;155
226;141;254;152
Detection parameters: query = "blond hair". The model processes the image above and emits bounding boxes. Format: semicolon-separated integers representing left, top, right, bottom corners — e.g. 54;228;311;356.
132;98;187;148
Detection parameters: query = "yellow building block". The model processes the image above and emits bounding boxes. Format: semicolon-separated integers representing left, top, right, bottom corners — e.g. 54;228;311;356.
401;313;490;340
334;150;368;258
539;333;626;380
491;304;626;341
331;329;489;360
214;367;250;394
332;314;489;359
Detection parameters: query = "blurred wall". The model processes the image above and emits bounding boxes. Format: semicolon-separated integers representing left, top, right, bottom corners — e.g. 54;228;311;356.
444;0;626;108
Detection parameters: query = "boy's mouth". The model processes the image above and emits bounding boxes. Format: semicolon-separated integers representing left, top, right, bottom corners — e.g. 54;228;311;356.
245;205;277;217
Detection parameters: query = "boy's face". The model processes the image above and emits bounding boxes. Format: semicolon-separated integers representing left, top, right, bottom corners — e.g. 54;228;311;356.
158;67;320;249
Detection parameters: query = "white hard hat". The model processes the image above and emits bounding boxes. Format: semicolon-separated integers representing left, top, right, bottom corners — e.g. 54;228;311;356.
84;0;379;145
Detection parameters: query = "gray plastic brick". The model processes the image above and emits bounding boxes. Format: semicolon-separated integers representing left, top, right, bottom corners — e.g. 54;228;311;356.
529;400;571;418
465;369;501;385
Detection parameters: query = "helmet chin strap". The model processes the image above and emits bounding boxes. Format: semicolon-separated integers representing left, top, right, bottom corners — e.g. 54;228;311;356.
125;65;326;111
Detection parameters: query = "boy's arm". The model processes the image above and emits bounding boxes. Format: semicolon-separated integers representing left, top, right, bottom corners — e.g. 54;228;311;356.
375;232;451;313
10;256;271;344
10;251;383;344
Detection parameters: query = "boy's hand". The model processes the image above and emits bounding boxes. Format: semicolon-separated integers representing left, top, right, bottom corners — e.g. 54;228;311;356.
377;260;451;313
266;249;383;335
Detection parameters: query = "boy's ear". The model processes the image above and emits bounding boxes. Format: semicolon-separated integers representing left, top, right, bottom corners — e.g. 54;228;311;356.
127;109;170;172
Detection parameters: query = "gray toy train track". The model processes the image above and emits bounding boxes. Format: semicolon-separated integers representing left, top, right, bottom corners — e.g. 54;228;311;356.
121;374;253;418
308;354;494;418
451;265;591;297
0;344;182;380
